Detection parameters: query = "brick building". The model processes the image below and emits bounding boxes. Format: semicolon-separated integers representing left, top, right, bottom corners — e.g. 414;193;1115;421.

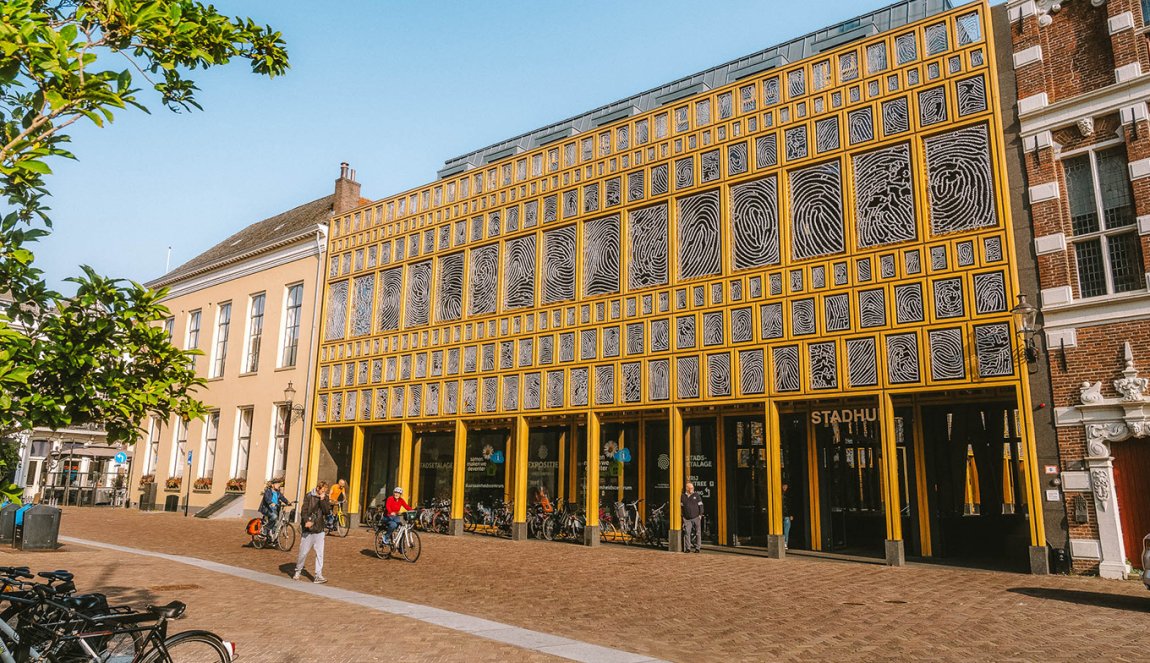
1006;0;1150;577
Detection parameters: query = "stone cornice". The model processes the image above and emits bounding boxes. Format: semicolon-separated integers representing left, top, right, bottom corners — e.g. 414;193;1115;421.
1018;75;1150;139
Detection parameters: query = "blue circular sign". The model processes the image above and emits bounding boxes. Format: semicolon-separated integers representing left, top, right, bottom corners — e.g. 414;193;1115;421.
114;451;127;464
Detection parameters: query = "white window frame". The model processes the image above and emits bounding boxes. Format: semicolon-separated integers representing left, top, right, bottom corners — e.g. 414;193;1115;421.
211;302;231;378
186;309;201;350
200;410;219;479
268;403;290;481
279;283;304;368
232;406;253;480
170;418;189;478
1063;143;1144;298
145;417;162;475
244;292;266;373
162;317;174;342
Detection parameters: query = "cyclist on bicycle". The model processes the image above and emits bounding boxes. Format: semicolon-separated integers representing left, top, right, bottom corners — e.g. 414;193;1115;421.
382;487;411;544
259;479;288;531
326;479;348;530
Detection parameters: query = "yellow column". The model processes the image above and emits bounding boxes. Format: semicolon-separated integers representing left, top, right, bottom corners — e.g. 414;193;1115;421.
348;426;365;515
616;426;626;501
878;393;905;566
512;416;529;540
558;427;568;502
912;403;932;557
765;400;784;557
410;434;423;506
450;420;467;526
567;423;579;503
585;411;601;546
805;413;821;550
1016;383;1047;548
638;418;647;505
306;428;322;488
668;406;685;551
398;423;414;495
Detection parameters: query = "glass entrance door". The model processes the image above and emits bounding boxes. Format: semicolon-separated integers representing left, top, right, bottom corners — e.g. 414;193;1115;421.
362;430;399;512
727;416;769;547
684;419;718;544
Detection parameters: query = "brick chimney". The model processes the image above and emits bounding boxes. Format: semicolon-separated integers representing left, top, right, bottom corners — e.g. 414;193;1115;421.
333;162;361;215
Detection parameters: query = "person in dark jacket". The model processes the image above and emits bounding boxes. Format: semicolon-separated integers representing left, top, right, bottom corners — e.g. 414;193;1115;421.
681;482;704;553
292;481;331;583
259;479;287;531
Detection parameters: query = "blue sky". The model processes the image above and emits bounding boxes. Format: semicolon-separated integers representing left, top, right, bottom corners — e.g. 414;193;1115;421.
38;0;984;292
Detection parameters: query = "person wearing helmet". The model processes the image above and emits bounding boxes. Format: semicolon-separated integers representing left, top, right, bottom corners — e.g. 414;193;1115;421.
382;487;411;545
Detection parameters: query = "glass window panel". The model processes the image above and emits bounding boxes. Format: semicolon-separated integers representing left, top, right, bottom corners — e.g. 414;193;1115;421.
1107;231;1144;293
1097;147;1135;229
1063;155;1099;236
1074;239;1107;298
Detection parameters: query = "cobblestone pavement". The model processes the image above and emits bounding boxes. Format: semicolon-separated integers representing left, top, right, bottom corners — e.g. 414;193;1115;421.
36;508;1150;661
0;539;562;663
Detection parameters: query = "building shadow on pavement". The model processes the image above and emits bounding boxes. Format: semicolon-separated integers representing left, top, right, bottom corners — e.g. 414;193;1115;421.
1008;587;1150;613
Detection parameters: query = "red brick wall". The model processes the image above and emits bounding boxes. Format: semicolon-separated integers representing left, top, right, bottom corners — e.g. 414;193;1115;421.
1052;321;1150;406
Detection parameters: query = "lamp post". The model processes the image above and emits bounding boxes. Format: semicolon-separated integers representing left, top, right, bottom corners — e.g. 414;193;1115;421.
1010;294;1041;363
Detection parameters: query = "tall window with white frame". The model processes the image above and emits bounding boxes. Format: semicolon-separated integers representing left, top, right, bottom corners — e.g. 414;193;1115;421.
212;303;231;378
281;284;304;367
162;317;174;341
171;419;188;479
271;404;290;481
234;407;253;481
146;417;162;476
186;310;201;350
245;293;265;373
1063;146;1144;298
201;411;219;480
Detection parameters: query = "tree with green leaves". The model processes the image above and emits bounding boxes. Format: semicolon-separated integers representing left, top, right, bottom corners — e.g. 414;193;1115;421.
0;0;290;445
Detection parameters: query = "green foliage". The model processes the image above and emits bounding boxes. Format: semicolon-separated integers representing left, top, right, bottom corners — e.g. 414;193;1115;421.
0;1;288;442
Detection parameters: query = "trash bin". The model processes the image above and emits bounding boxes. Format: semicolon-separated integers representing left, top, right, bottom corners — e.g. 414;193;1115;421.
139;483;157;511
14;504;60;551
0;503;19;545
164;494;180;512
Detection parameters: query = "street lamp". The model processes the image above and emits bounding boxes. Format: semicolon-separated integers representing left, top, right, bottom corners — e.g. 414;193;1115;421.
1010;294;1041;363
284;382;297;405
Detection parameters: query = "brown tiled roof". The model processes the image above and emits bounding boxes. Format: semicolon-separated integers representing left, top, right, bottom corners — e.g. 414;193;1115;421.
149;195;336;288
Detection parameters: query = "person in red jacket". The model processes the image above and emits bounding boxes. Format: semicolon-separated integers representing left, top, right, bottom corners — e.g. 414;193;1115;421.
382;487;411;544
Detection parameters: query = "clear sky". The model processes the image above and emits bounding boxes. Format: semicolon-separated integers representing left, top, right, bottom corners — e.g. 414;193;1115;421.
38;0;986;292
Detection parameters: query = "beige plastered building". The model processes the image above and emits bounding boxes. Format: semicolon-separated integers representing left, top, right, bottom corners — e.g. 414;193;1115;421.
128;165;362;517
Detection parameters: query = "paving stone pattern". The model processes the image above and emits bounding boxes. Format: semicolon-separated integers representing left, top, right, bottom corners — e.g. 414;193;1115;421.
40;509;1150;661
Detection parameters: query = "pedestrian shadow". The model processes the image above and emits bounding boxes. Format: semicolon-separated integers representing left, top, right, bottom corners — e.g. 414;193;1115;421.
360;549;382;558
1008;587;1150;613
276;563;296;577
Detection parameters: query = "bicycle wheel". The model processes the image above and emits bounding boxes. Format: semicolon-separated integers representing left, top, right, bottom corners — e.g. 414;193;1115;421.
463;512;477;532
432;512;449;534
99;630;145;663
142;630;231;663
251;533;265;549
600;521;619;543
336;509;350;537
399;529;422;563
373;528;392;559
542;516;556;541
277;523;296;552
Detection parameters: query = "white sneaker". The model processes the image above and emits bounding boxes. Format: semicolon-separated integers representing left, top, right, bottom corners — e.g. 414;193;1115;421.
313;576;327;584
291;571;301;580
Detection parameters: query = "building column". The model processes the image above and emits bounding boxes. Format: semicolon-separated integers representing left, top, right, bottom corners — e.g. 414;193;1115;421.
347;426;366;516
448;420;468;535
878;393;905;566
1087;452;1129;579
668;406;685;552
397;423;414;498
764;400;785;559
584;411;601;546
511;416;529;541
1015;383;1050;575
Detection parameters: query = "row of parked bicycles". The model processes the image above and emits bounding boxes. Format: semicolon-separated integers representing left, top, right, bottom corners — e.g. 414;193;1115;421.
364;497;671;547
0;566;233;662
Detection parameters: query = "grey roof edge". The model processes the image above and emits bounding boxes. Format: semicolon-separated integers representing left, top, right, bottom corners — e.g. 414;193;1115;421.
438;0;956;176
146;226;323;290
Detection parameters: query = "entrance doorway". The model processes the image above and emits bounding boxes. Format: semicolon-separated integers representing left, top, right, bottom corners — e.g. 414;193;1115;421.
1111;440;1150;570
684;419;718;544
415;432;454;505
318;429;352;487
464;429;509;510
921;402;1030;570
726;416;769;547
362;430;399;512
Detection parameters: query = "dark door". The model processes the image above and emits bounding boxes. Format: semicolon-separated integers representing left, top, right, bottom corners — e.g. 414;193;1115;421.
362;431;399;511
685;419;718;544
1113;440;1150;569
727;416;769;547
816;411;886;556
780;413;810;550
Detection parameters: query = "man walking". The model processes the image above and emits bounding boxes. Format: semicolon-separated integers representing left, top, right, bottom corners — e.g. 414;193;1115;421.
293;480;330;583
681;482;704;553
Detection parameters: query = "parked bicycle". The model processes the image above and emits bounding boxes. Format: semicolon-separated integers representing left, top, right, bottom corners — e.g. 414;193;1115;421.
0;565;235;662
248;502;296;551
415;498;451;534
373;512;422;562
542;499;586;542
469;499;513;537
643;502;669;548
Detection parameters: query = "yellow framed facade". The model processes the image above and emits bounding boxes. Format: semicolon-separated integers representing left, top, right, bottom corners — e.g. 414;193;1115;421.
309;0;1045;562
